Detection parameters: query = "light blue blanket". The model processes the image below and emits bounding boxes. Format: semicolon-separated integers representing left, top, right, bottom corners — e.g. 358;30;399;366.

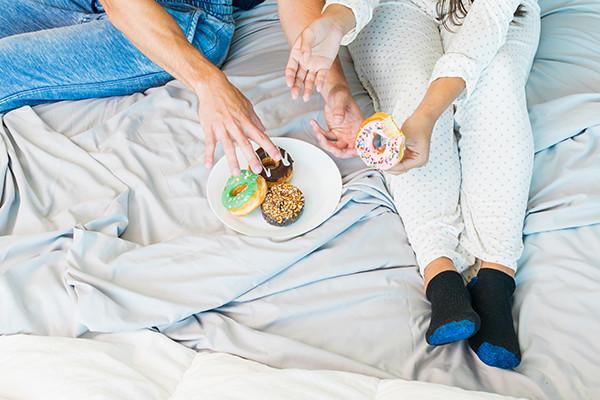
1;1;599;399
525;0;600;234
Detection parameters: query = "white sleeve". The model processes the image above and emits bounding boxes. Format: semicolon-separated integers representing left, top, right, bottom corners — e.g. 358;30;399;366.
430;0;523;97
323;0;379;45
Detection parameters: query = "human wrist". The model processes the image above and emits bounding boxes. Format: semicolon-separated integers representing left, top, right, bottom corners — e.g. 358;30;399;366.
408;109;437;138
321;4;356;36
412;105;440;125
188;59;224;94
320;59;349;96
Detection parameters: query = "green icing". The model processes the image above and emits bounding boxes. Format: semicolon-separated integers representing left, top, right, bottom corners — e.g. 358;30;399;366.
221;169;260;210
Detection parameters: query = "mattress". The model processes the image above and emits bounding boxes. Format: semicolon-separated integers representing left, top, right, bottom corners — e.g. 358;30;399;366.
1;0;599;399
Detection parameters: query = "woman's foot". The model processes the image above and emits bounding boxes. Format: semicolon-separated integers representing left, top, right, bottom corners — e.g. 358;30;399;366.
468;268;521;369
425;270;481;346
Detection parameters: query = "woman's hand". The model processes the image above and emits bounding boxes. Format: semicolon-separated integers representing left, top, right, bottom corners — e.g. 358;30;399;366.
386;112;436;175
196;69;281;176
285;5;356;102
310;83;363;158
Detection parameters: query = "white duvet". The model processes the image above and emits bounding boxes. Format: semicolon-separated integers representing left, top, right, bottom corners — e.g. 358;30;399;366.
0;331;521;400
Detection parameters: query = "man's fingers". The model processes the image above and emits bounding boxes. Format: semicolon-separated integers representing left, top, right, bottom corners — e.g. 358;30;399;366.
215;125;241;176
244;118;281;162
240;114;280;161
248;110;267;132
225;120;263;174
204;125;216;168
303;70;317;102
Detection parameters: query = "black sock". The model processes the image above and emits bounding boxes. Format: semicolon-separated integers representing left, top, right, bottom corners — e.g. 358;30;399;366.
468;268;521;369
425;271;481;346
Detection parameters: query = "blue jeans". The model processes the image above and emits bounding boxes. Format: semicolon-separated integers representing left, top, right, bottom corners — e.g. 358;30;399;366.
0;0;235;113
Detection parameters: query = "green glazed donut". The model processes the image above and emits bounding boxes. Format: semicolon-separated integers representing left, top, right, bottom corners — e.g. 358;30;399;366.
221;169;262;212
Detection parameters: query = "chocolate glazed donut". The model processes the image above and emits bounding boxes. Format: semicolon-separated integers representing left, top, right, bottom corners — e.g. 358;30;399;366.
255;147;294;186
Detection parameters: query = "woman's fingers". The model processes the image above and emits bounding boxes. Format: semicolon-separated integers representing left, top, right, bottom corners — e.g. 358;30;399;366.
303;70;317;102
311;120;355;159
285;49;301;89
292;66;308;100
388;152;426;175
315;70;328;93
311;119;336;141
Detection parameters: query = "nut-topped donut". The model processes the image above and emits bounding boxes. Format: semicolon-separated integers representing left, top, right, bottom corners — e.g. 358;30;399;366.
355;112;405;170
254;147;294;187
261;183;304;226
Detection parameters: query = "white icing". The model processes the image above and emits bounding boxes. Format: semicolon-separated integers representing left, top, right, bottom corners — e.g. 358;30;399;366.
281;151;290;167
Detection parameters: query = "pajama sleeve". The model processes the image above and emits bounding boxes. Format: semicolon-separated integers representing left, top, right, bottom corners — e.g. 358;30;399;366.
430;0;523;97
323;0;379;45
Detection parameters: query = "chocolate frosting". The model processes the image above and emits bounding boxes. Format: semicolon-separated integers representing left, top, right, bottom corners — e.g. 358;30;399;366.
255;147;294;182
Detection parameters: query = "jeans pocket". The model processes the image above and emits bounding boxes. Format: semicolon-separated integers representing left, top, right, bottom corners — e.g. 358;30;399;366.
163;5;204;43
161;5;233;67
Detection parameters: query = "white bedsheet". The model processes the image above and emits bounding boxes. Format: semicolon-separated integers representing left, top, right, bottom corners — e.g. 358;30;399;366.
0;331;521;400
1;1;599;399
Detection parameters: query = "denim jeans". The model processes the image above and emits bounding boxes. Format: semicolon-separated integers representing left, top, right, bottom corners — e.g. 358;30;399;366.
0;0;235;112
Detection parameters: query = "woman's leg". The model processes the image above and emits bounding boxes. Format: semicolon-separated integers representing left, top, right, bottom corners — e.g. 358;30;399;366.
349;0;479;346
0;3;234;113
450;3;541;368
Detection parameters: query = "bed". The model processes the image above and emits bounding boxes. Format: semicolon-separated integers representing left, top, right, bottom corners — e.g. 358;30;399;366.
1;0;599;399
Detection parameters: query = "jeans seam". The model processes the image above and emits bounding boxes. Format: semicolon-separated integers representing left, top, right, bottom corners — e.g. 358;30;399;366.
0;71;169;106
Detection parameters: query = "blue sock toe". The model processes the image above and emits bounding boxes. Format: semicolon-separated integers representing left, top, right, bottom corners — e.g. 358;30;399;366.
428;320;477;346
476;342;520;369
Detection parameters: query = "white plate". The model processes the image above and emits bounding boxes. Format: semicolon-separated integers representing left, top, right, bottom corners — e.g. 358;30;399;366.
207;137;342;239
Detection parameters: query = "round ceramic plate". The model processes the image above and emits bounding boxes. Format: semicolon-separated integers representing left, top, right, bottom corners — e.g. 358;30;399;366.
207;137;342;239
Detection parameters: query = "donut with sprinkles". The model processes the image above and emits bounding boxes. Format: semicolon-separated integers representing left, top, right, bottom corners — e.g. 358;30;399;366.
355;112;405;170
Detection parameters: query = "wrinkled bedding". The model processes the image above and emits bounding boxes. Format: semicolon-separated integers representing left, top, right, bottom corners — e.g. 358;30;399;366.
1;1;599;400
0;330;523;400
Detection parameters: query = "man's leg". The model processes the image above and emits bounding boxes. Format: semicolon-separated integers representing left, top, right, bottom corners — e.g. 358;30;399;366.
0;4;234;113
0;0;98;38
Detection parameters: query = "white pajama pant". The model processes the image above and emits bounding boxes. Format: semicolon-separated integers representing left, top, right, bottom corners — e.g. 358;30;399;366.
349;0;540;275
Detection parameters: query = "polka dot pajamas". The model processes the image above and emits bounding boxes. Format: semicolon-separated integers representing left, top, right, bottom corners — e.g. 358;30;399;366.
347;0;541;275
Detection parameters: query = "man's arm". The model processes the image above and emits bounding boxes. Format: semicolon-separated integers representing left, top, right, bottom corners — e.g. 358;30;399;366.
100;0;281;175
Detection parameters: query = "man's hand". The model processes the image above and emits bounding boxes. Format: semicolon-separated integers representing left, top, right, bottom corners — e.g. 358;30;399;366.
311;83;363;158
285;5;356;102
196;69;281;176
386;112;435;175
